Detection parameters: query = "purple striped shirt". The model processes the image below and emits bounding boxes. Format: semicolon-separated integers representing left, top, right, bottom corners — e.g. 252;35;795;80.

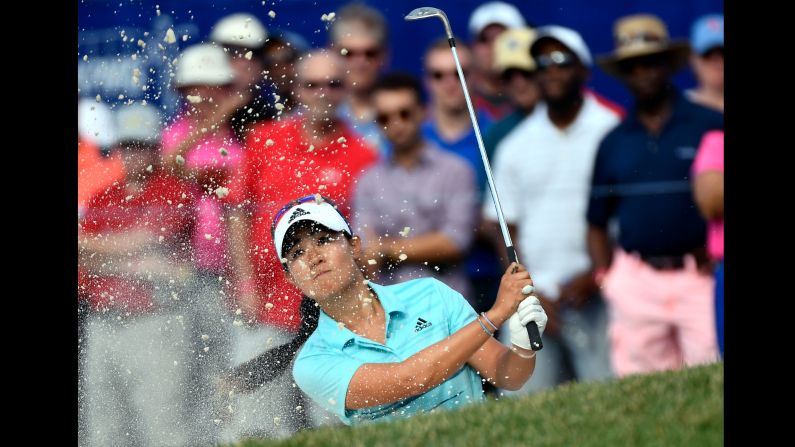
353;143;478;301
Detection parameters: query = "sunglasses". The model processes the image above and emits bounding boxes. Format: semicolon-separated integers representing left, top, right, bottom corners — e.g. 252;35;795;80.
535;51;579;70
501;68;535;82
375;108;415;126
301;79;344;90
617;54;669;73
342;47;382;60
427;69;467;81
264;52;298;66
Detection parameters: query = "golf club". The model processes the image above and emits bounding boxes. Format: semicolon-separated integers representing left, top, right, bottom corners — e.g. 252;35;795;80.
406;6;542;351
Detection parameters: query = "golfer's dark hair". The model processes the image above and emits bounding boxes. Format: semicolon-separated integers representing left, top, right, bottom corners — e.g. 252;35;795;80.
372;72;426;105
281;221;352;262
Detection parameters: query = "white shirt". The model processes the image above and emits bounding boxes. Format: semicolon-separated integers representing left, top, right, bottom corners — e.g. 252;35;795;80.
484;93;621;300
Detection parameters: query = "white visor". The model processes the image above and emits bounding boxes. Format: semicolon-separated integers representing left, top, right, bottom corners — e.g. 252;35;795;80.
272;199;352;261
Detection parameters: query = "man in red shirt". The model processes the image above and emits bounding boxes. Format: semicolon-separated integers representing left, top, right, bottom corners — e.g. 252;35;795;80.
79;104;203;446
221;48;378;437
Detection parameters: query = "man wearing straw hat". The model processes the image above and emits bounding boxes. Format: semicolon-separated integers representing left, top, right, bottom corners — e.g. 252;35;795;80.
586;14;723;376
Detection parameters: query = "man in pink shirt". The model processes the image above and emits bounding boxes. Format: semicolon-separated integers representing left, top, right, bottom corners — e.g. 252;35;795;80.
692;130;724;355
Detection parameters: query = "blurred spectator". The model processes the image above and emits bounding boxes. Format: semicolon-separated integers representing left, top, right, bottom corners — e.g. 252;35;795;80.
692;130;724;356
467;1;526;121
686;14;723;112
329;2;391;154
162;43;247;442
162;43;246;277
79;103;202;447
589;14;723;377
354;72;477;298
223;49;378;438
482;27;540;169
261;29;310;118
421;37;498;312
487;25;620;395
78;98;124;216
477;26;540;339
210;12;271;139
78;97;117;151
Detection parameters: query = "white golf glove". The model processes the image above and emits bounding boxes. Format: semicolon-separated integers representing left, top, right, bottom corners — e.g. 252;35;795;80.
508;295;548;350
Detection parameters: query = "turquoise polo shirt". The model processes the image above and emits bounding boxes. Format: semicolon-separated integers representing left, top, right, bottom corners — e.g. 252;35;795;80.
293;278;485;425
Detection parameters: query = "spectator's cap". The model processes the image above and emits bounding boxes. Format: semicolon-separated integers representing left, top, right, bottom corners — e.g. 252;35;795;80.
690;13;723;55
272;195;353;261
78;98;116;147
115;103;161;144
468;2;525;39
175;44;236;87
530;25;592;67
494;27;537;73
267;28;310;54
210;13;268;49
597;14;691;78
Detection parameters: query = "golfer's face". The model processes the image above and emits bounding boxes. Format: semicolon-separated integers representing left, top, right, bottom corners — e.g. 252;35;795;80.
284;226;359;300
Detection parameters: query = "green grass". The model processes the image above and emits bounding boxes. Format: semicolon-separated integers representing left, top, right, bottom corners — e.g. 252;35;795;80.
230;362;723;447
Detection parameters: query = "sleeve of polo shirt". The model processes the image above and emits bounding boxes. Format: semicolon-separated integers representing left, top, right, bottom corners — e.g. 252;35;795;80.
432;279;477;334
483;139;520;223
439;159;478;251
292;347;366;426
586;137;617;228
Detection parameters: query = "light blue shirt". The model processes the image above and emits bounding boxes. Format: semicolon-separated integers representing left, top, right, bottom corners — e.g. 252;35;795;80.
293;278;485;425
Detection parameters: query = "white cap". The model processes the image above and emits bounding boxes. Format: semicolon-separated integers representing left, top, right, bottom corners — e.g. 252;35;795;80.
115;103;161;144
210;13;268;49
272;197;353;261
174;43;236;87
78;97;117;147
530;25;592;67
468;2;526;38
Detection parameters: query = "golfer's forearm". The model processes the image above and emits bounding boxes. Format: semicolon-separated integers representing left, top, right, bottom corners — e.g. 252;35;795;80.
494;349;535;390
346;315;500;409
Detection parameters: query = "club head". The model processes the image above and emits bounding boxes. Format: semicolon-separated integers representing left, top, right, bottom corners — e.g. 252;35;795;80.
405;7;453;39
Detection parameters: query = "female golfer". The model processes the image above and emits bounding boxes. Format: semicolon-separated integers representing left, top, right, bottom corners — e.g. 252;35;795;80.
272;194;547;425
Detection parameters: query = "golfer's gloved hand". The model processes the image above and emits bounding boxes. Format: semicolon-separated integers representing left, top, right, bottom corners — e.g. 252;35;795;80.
508;295;548;350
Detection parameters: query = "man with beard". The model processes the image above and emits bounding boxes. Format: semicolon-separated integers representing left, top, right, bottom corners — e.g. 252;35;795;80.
486;25;620;395
588;14;723;376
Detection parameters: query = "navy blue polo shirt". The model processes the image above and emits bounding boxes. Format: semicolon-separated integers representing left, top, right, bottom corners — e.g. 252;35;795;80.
586;91;723;256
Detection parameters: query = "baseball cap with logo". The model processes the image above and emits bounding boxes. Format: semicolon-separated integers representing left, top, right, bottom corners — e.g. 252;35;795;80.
175;43;236;87
691;13;723;55
530;25;593;67
596;14;691;78
210;13;268;50
494;27;537;73
468;1;526;39
272;195;353;262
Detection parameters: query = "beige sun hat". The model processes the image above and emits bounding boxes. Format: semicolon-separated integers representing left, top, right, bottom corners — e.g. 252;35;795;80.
596;14;691;78
493;27;537;73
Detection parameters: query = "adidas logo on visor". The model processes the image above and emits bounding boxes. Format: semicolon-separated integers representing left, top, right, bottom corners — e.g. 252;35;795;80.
288;208;310;223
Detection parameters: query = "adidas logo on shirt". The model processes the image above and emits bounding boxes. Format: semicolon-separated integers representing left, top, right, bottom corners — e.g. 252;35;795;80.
414;317;432;332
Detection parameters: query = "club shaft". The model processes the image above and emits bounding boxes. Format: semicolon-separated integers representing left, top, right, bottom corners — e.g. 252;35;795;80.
449;46;514;252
